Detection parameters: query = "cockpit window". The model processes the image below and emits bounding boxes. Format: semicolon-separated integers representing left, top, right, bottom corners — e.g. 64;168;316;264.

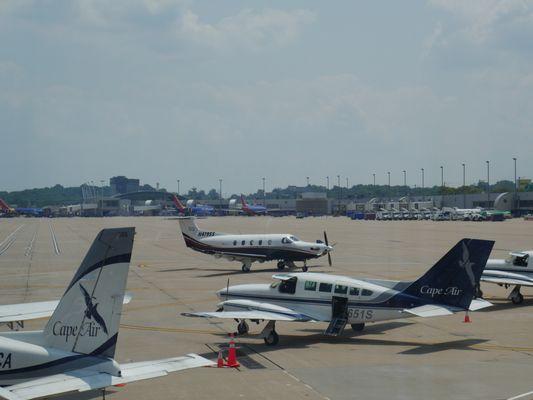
278;278;297;294
281;237;293;244
349;287;360;296
290;236;300;242
270;281;280;289
513;255;529;267
362;289;373;296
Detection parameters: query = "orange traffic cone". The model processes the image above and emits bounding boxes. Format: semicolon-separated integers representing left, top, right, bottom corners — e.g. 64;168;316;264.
224;333;240;368
217;350;224;368
463;311;471;323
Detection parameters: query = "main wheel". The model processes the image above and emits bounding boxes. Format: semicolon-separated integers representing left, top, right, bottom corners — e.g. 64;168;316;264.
242;264;251;272
302;265;309;272
237;321;249;335
351;323;365;332
512;292;524;304
263;330;279;346
277;261;285;270
474;286;483;299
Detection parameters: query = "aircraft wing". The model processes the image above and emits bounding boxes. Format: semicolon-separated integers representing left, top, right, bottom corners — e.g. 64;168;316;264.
0;294;132;323
0;354;213;400
215;251;267;259
481;271;533;287
184;299;317;322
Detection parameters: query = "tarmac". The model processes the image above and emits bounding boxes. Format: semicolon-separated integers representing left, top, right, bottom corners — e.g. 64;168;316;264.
1;216;533;400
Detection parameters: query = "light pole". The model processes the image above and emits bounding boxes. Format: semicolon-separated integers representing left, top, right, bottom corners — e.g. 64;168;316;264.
326;176;330;191
219;179;222;210
387;171;391;199
177;179;180;196
262;177;266;206
486;160;490;207
306;176;310;187
100;179;105;217
373;173;376;187
421;168;425;202
337;175;341;212
346;177;349;189
440;166;444;188
403;170;406;187
513;157;518;213
462;163;466;208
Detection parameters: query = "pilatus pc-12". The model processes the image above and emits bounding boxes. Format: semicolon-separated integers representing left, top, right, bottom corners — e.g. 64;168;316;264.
185;239;494;345
0;227;212;400
178;217;333;272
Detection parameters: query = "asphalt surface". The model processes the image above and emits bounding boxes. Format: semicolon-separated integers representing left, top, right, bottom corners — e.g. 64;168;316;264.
1;216;533;400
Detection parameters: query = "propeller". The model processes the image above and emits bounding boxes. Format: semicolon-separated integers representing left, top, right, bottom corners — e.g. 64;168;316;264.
226;277;230;301
324;231;332;267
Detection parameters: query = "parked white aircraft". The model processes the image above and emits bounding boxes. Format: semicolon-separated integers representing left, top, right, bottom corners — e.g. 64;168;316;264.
178;217;333;272
452;207;485;221
481;250;533;304
185;238;494;345
0;227;212;399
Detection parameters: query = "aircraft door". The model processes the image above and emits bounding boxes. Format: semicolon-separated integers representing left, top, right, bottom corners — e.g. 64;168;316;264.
325;296;348;336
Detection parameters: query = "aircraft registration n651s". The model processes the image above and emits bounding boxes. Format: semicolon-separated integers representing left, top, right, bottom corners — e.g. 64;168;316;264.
184;239;494;346
178;216;333;272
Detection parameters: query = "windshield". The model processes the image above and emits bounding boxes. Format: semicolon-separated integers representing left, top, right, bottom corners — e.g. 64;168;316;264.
289;236;300;242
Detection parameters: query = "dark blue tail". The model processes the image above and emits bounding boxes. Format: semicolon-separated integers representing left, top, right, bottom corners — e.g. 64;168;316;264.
404;239;494;309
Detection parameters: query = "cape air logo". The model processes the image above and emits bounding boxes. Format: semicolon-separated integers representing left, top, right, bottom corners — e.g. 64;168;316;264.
459;242;476;288
52;284;109;342
80;284;108;334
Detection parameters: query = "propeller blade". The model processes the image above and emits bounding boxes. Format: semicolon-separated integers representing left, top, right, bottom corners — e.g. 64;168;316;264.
328;251;332;267
323;231;329;246
226;277;230;300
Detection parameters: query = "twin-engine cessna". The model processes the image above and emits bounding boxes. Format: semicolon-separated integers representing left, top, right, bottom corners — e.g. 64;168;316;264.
0;227;212;399
481;249;533;304
185;239;494;345
178;217;333;272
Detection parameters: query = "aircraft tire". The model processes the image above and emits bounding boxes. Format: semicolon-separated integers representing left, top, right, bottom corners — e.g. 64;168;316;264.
277;261;285;270
242;264;251;272
351;323;365;332
512;292;524;304
302;266;309;272
264;330;279;346
237;321;249;335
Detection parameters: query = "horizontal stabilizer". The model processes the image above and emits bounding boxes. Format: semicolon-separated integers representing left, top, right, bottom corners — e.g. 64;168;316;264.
2;354;213;400
403;304;454;317
468;298;493;311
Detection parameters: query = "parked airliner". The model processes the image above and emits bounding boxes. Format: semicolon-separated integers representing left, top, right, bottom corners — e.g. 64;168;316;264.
0;227;212;399
171;194;214;216
481;249;533;304
240;195;267;216
185;239;494;345
178;217;333;272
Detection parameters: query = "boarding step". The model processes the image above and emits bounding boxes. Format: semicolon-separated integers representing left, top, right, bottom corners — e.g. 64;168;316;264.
324;317;347;336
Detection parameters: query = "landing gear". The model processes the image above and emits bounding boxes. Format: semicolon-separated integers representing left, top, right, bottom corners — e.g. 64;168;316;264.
241;261;252;272
261;320;279;346
474;285;483;299
277;261;285;270
286;261;297;269
264;330;279;346
302;261;309;272
237;320;249;335
510;285;524;304
351;323;365;332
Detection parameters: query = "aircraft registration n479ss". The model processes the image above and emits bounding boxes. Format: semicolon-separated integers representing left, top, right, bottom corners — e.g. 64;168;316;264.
178;217;333;272
184;239;494;346
481;249;533;304
0;227;213;400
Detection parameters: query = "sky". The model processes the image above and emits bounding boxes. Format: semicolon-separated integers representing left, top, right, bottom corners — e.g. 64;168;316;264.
1;0;532;195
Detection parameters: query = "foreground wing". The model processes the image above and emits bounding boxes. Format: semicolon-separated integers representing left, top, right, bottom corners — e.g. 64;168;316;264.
403;304;455;317
481;271;533;287
1;354;213;400
184;299;316;322
0;294;132;324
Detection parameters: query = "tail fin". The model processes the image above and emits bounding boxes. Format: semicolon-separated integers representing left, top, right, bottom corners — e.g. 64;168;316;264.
0;199;10;211
404;239;494;309
178;217;201;244
172;194;186;212
44;227;135;358
240;195;248;208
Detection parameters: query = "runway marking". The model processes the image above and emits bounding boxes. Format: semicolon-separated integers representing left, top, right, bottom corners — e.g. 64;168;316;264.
24;228;38;257
508;390;533;400
49;223;60;255
0;225;24;256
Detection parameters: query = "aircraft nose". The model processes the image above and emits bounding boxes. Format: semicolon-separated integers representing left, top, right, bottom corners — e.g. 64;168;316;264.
216;287;228;299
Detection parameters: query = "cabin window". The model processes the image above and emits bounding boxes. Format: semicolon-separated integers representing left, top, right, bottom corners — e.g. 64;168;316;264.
304;281;317;291
334;285;348;295
250;240;254;246
241;240;245;245
268;240;272;245
279;278;297;294
233;240;237;246
319;283;332;293
259;240;263;245
349;287;360;296
362;289;373;296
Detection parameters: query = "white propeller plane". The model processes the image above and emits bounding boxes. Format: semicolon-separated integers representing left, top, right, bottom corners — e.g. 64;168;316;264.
184;239;494;346
178;217;333;272
0;227;213;400
481;249;533;304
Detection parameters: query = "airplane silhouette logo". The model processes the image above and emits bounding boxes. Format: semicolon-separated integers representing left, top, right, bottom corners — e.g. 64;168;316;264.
459;242;476;288
80;284;108;335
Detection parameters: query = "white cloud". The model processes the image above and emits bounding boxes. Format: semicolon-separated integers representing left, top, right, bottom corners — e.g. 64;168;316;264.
178;8;316;51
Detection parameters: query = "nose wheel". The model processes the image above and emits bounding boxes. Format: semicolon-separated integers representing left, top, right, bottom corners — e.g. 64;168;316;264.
302;260;308;272
277;261;285;270
237;321;249;335
241;261;252;272
509;285;524;304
